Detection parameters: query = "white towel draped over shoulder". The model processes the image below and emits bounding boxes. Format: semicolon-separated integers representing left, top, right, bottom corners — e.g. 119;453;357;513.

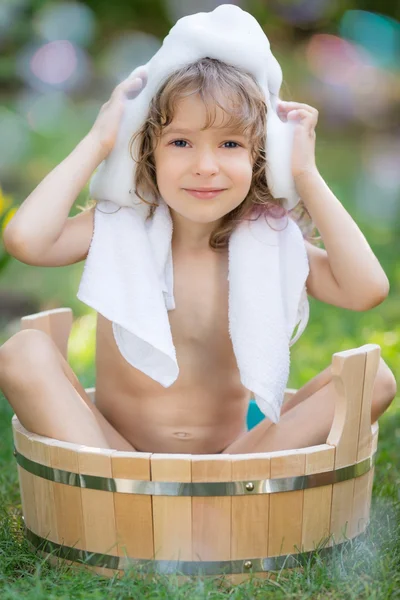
78;5;312;421
77;198;310;423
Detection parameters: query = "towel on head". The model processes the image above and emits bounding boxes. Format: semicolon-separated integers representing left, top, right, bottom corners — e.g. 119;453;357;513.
89;4;300;213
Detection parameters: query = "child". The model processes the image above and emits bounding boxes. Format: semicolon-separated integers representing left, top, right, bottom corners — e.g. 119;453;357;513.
0;6;396;455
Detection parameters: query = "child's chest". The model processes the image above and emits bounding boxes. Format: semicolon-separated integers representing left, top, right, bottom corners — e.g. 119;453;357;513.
168;248;230;346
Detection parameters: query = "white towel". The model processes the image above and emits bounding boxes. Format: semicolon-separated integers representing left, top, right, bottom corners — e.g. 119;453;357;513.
77;198;309;423
78;4;311;422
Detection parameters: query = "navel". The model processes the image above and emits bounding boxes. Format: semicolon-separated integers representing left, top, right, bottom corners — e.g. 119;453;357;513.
173;431;192;438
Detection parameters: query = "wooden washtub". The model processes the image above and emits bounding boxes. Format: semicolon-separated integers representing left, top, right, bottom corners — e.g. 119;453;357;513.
11;308;379;581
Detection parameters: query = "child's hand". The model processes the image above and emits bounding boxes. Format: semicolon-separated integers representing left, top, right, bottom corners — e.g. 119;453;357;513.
89;72;148;159
277;101;319;180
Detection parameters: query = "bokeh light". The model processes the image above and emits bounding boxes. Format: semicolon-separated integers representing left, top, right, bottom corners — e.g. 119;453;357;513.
98;32;161;86
0;0;29;45
16;41;92;93
15;91;77;137
354;68;395;129
305;32;397;129
306;34;366;87
340;10;400;72
30;41;77;85
355;134;400;226
269;0;336;26
303;77;355;128
0;108;30;172
32;1;96;47
363;136;400;192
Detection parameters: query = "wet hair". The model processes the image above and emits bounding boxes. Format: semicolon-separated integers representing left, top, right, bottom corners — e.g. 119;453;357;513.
82;57;320;249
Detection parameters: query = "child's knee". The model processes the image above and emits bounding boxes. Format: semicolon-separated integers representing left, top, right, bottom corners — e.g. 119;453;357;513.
0;329;57;379
375;358;397;412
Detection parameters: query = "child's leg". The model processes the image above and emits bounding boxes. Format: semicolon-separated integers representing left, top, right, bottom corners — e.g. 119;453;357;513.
0;329;136;451
223;358;397;454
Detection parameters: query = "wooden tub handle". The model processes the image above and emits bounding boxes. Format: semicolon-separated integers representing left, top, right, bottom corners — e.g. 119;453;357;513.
327;344;380;468
20;307;73;361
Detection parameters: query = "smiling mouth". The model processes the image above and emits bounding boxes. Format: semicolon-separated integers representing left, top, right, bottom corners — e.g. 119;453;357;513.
183;189;226;199
184;188;226;192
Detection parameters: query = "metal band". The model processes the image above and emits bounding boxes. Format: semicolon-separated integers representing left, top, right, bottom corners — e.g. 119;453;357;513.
24;525;366;575
13;446;376;496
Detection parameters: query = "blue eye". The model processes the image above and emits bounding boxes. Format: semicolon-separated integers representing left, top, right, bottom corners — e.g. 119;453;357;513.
170;140;241;148
171;140;188;148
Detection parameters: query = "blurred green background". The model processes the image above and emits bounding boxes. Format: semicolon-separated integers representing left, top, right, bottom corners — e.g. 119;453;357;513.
0;0;399;398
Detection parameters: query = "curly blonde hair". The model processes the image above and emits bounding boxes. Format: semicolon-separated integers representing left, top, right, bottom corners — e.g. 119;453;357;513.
83;58;320;249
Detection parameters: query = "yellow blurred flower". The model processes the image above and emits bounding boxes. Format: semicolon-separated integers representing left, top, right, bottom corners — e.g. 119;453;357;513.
1;207;17;232
0;186;12;216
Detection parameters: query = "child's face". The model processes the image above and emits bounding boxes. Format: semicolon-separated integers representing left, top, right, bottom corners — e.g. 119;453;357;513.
153;93;253;227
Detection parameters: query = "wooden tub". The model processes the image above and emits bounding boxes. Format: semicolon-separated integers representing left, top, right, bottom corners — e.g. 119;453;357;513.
11;309;380;581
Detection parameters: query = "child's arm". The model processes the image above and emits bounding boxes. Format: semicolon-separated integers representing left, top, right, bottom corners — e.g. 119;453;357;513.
3;74;146;267
277;99;389;311
3;134;105;266
296;170;390;311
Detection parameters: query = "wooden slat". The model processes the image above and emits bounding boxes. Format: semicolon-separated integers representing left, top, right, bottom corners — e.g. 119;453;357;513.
151;454;192;562
364;423;378;533
350;348;380;538
351;471;372;537
327;347;367;468
49;439;86;560
231;453;270;559
327;348;363;545
20;308;73;360
268;449;306;557
301;444;335;551
20;312;51;335
78;446;118;577
357;347;380;462
12;416;38;535
28;434;59;544
191;455;232;563
327;345;379;544
111;451;154;560
230;453;271;584
351;421;380;539
329;479;354;544
12;419;62;569
372;422;379;455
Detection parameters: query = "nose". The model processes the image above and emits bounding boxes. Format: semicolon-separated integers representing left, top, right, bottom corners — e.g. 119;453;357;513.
193;147;219;176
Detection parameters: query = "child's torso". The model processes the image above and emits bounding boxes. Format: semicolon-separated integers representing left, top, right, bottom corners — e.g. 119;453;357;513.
94;246;251;453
